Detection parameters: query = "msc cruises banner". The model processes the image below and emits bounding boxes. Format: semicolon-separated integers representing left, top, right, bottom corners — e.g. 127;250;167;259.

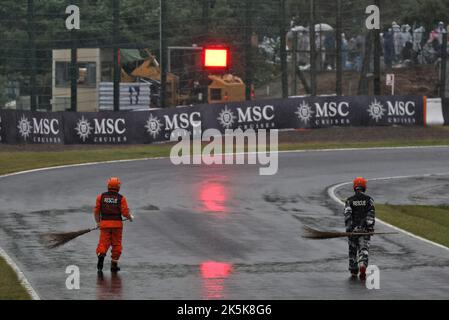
133;105;203;144
202;95;424;131
0;95;425;144
0;110;64;144
63;111;134;144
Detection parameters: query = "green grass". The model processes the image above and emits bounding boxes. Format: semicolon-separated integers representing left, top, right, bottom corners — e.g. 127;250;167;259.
0;257;30;300
0;145;173;299
1;138;449;176
0;138;449;299
0;145;173;176
377;204;449;248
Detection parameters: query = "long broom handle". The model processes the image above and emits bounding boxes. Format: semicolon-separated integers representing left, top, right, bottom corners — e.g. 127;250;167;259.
347;232;398;236
92;217;131;231
304;231;399;239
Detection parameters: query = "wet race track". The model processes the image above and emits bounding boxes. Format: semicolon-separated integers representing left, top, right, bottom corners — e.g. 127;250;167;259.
1;147;449;299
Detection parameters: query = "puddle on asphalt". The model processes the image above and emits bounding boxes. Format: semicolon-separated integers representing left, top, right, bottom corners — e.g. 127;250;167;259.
96;272;123;300
139;204;160;211
263;192;300;205
26;206;93;216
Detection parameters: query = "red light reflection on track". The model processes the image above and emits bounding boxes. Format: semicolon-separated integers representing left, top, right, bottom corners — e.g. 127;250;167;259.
199;182;227;213
201;261;233;279
200;261;233;299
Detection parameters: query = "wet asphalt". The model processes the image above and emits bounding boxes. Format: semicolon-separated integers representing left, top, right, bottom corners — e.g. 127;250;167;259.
1;147;449;299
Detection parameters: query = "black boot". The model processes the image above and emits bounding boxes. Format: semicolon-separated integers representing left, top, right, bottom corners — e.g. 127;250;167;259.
350;268;359;278
349;260;359;278
97;254;105;272
111;260;121;273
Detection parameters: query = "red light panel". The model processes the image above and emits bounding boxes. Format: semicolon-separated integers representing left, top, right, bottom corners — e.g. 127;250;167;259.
203;47;229;69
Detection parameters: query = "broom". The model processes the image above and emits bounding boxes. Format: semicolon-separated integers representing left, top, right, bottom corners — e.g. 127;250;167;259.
41;218;130;249
41;226;98;249
302;225;398;240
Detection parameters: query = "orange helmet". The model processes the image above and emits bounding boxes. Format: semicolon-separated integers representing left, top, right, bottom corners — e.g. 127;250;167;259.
353;177;367;192
107;177;121;191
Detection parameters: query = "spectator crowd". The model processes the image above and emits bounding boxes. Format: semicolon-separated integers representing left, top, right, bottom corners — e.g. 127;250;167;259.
283;21;449;71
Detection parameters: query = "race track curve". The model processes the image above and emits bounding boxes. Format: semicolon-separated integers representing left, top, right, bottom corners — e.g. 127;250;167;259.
1;146;449;300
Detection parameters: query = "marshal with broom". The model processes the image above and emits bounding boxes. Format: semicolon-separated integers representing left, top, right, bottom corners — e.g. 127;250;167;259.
320;176;398;280
42;177;134;274
41;217;132;249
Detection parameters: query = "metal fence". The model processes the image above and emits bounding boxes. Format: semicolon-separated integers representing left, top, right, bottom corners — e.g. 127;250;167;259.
0;0;448;112
281;0;449;99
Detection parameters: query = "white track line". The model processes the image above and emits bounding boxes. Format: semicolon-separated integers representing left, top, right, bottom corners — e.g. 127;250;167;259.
1;145;448;299
327;173;449;252
2;145;448;181
0;157;170;300
0;247;40;300
276;145;449;154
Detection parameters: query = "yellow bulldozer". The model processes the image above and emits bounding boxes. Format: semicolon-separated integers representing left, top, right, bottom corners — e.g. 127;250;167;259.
120;49;184;107
120;49;247;107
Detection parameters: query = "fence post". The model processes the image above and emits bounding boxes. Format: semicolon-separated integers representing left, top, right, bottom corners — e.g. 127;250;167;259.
279;0;288;98
112;0;120;111
291;31;298;96
160;0;168;108
27;0;37;111
336;0;342;96
70;31;78;112
309;0;316;96
373;0;381;95
441;30;448;99
245;0;253;101
358;32;372;95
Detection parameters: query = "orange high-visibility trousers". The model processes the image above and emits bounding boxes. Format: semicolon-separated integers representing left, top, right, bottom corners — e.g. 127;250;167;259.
96;228;123;261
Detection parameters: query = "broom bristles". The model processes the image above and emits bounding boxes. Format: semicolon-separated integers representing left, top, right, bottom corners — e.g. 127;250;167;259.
302;226;349;239
41;228;93;249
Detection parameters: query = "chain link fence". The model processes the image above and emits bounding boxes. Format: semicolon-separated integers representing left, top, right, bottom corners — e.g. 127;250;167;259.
0;0;448;112
282;0;449;99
